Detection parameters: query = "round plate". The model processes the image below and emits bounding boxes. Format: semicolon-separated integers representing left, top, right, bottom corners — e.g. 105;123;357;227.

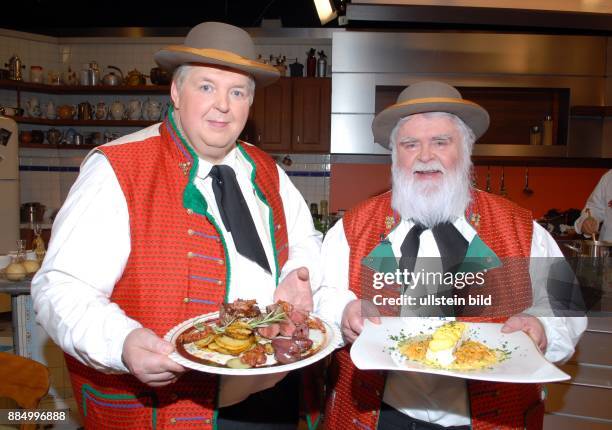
164;311;341;375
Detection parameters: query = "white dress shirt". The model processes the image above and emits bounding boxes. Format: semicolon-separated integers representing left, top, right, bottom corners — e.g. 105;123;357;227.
574;169;612;242
32;129;322;407
314;215;587;427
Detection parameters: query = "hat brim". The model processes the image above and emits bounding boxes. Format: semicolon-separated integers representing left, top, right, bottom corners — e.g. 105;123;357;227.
154;46;280;87
372;97;490;149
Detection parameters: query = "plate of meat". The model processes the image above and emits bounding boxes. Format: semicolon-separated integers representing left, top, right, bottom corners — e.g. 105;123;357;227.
164;299;341;375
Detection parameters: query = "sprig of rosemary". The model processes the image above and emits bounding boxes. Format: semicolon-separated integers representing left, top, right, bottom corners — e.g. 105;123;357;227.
194;307;287;334
247;307;286;330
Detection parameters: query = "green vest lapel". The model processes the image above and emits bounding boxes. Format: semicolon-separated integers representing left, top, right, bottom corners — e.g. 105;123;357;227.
458;235;501;273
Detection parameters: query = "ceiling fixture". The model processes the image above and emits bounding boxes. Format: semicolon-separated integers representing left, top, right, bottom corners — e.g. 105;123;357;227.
314;0;338;25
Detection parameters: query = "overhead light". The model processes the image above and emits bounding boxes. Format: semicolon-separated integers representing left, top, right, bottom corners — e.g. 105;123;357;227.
314;0;338;25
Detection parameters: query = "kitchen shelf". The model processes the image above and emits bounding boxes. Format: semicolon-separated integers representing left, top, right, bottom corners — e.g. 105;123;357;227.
0;79;169;94
570;106;612;117
19;142;98;150
7;115;157;127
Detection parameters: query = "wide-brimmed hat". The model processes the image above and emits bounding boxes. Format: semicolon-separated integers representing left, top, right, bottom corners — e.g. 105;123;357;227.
154;22;279;87
372;81;490;149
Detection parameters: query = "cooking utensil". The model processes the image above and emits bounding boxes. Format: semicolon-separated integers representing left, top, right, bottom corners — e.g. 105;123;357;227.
102;66;123;86
499;167;507;196
564;240;611;258
149;67;170;85
485;166;491;192
5;55;25;81
125;69;146;86
522;168;533;196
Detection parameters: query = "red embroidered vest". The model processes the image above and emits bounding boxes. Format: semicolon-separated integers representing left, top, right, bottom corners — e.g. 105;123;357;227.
323;190;544;430
64;118;288;429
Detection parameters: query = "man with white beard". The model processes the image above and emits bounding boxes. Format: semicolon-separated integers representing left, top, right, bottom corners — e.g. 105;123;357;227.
315;81;586;430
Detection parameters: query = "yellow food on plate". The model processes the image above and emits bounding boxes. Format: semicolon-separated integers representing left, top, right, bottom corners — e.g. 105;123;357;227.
398;322;500;370
209;334;254;355
426;322;467;366
453;340;498;369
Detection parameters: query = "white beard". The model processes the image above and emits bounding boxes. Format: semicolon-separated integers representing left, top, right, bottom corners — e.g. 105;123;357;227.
391;157;473;228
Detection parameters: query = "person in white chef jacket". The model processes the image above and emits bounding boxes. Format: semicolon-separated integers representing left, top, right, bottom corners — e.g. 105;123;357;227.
315;81;587;430
31;22;321;430
574;169;612;242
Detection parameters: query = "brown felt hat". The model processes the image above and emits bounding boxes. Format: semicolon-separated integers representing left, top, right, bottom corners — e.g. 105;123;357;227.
372;81;490;149
154;22;280;87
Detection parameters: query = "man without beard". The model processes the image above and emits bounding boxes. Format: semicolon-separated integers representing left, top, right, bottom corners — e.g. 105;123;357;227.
315;81;586;429
32;22;321;429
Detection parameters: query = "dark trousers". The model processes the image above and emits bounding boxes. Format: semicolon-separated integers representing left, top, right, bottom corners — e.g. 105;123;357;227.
378;402;471;430
216;371;300;430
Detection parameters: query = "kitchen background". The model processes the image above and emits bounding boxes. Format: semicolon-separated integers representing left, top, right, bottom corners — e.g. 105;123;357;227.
1;2;611;428
0;26;335;222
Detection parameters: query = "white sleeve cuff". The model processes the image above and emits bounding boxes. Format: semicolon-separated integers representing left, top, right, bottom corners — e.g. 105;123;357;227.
537;316;587;363
106;320;143;373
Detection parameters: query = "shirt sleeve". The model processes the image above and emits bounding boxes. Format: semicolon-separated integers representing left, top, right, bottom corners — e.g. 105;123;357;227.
276;165;323;289
574;170;611;235
527;221;587;363
31;152;141;373
313;219;357;333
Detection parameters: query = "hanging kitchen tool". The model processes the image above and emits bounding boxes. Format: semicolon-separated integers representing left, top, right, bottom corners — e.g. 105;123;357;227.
485;166;491;192
522;167;533;196
499;167;507;196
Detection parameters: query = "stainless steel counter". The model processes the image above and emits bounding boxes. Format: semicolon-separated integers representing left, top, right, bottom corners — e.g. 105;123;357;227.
0;278;31;296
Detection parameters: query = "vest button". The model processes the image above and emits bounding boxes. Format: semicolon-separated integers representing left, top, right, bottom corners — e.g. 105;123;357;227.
204;418;211;424
170;393;178;401
187;208;194;215
187;252;194;258
170;418;177;424
187;229;194;236
217;280;223;286
217;259;224;266
183;297;190;303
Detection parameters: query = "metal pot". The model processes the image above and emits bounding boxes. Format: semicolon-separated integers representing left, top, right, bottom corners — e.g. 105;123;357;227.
5;55;25;81
149;67;170;85
125;69;146;86
102;66;123;86
564;240;612;258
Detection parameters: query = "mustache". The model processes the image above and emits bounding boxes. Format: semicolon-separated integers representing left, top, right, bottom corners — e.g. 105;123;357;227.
411;160;446;174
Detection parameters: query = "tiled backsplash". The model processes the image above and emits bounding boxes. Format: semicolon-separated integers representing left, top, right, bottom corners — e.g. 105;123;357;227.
274;153;331;212
19;149;330;219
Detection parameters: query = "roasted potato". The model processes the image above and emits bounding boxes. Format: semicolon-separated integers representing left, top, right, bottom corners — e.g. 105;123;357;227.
215;335;255;354
225;321;253;340
194;334;215;348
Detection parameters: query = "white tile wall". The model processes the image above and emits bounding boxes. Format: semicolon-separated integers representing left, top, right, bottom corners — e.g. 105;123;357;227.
276;153;330;211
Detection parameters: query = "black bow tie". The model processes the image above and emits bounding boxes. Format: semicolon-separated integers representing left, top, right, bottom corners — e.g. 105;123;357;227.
209;165;271;273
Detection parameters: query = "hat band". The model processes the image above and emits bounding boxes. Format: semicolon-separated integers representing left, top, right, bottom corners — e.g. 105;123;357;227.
389;97;482;110
163;46;277;73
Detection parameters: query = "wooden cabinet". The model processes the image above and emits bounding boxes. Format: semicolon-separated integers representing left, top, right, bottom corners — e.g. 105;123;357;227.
292;77;331;153
244;77;331;153
249;77;292;152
